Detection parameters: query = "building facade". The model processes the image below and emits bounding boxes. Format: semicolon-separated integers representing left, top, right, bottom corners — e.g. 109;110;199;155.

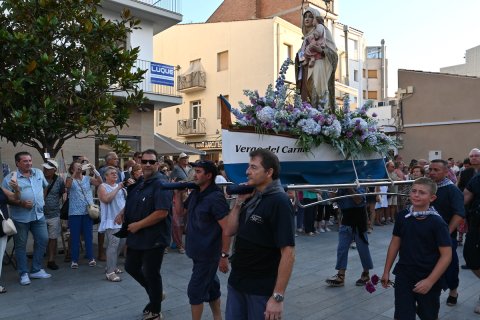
154;17;302;161
440;44;480;77
398;69;480;162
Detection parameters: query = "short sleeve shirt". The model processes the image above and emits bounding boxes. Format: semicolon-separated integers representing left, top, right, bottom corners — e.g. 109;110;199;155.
68;176;93;216
466;173;480;209
44;175;65;219
170;165;192;182
393;209;452;283
431;184;465;231
2;168;48;222
184;184;229;261
228;191;295;296
124;172;172;250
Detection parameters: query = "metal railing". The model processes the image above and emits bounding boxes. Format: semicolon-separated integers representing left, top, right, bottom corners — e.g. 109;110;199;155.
177;71;206;92
133;59;180;97
177;118;206;135
135;0;181;14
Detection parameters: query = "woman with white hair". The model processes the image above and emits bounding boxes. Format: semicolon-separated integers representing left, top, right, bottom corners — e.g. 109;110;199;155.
98;166;127;282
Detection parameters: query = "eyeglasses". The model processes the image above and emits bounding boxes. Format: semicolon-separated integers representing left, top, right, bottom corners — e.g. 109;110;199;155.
141;160;157;165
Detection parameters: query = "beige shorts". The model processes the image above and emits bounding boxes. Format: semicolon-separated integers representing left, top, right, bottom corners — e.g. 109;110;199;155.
46;217;61;239
388;196;398;206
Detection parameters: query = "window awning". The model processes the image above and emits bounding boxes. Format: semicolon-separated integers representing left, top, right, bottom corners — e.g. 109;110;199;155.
154;133;206;156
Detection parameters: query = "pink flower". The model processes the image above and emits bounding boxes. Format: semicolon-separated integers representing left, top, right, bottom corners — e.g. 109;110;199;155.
371;274;379;286
365;282;376;293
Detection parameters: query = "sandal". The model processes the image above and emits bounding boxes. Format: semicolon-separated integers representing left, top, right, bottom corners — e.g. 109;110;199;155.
0;286;6;294
355;271;370;286
143;311;163;320
326;273;345;287
105;272;121;282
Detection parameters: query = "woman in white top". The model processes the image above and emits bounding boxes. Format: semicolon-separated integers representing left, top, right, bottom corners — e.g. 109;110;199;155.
98;166;126;282
374;185;388;226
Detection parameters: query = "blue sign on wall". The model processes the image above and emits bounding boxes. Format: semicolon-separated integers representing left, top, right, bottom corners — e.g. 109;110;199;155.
151;62;174;87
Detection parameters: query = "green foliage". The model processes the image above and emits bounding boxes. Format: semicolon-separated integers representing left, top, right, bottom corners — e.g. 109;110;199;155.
0;0;145;159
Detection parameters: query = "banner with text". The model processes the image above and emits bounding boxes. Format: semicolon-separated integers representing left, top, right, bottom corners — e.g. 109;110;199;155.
151;62;174;87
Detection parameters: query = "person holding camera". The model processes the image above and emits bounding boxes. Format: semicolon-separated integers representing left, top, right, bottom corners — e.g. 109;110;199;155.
65;161;102;269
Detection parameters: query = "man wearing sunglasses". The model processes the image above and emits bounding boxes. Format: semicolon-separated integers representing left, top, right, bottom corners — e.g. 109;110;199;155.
122;149;172;320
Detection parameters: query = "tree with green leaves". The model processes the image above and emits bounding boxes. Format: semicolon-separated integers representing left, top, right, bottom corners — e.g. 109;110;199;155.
0;0;145;160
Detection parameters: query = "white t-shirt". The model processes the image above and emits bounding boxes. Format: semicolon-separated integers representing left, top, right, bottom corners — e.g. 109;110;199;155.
215;175;228;184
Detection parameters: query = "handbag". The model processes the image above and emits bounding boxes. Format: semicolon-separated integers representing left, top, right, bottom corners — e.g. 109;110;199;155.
0;209;17;236
87;204;100;220
76;179;100;220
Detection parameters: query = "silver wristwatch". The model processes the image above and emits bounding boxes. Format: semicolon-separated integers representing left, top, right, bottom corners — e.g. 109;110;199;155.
272;292;284;302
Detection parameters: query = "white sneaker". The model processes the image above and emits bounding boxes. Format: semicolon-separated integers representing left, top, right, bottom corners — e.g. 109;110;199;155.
327;218;335;226
319;227;326;233
325;227;331;232
20;273;31;285
30;269;52;279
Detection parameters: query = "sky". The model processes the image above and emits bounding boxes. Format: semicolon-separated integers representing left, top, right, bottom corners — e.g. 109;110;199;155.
181;0;480;96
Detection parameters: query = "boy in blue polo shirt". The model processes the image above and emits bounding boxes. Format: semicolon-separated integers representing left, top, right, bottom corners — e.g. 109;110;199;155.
381;177;452;320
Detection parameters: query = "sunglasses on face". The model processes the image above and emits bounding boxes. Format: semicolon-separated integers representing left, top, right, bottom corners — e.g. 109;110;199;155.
141;160;157;165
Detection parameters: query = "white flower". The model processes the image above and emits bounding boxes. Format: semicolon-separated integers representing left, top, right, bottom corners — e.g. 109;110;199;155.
257;107;275;123
298;118;321;135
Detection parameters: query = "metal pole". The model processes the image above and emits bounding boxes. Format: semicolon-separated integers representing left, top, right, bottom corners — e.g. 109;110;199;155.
381;39;386;101
343;24;349;86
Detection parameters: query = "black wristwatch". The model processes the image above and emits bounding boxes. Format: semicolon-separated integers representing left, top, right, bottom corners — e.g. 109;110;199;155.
272;292;284;302
221;252;230;258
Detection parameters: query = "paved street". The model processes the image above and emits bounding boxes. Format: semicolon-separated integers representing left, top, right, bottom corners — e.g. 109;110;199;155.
0;224;479;319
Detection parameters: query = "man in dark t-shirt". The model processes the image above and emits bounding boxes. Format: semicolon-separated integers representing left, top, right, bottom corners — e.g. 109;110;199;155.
224;149;295;320
122;149;172;320
428;159;464;306
184;160;230;320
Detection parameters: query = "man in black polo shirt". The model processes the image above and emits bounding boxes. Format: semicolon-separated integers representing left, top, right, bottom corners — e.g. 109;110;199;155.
184;160;231;320
224;149;295;320
123;149;172;320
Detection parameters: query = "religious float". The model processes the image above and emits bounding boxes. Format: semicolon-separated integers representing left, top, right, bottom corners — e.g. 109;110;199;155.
220;59;396;187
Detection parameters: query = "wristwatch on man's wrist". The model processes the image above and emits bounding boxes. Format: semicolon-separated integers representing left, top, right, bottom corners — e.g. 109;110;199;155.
221;252;230;258
272;292;284;302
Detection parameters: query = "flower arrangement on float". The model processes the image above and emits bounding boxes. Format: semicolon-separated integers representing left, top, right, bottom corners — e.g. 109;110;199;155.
230;59;395;158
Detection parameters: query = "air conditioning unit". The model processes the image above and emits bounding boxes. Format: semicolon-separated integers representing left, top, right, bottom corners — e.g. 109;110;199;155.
377;101;385;107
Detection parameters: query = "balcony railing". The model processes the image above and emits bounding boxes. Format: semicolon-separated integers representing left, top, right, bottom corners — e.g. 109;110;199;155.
177;118;206;136
135;0;181;14
134;59;180;97
177;71;206;93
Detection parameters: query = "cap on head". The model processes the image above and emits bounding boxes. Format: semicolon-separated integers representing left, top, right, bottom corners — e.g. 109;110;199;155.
179;152;189;159
43;159;58;170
